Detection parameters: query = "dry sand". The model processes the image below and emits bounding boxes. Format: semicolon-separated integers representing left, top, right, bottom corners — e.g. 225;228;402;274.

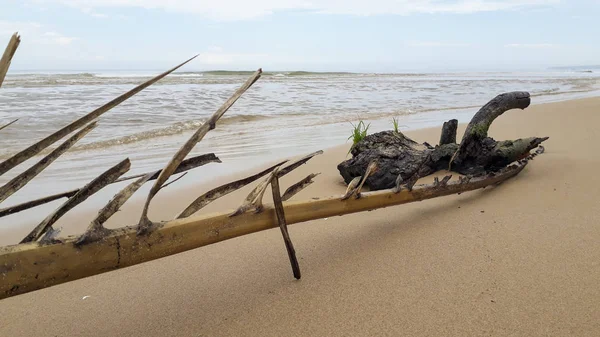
1;97;599;336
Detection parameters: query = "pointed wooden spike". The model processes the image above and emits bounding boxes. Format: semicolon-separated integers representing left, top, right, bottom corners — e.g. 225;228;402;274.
342;176;362;200
355;161;378;198
76;172;153;246
440;175;452;186
116;153;220;183
177;160;287;219
161;172;188;189
281;173;320;202
20;158;131;243
0;32;20;88
0;55;198;176
230;167;281;217
0;121;98;204
138;69;262;234
433;177;440;187
0;153;219;219
271;171;301;279
0;118;19;132
278;150;323;177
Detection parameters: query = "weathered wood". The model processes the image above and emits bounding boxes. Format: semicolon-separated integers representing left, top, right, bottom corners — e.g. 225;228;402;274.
338;92;549;190
281;173;320;201
76;173;154;246
137;69;262;234
0;122;97;204
451;91;545;173
229;151;323;216
0;55;198;176
177;160;287;219
279;150;323;176
0;118;18;132
0;33;20;88
230;169;279;216
439;119;458;145
271;169;301;279
20;159;131;243
0;156;533;300
0;153;219;218
116;153;220;183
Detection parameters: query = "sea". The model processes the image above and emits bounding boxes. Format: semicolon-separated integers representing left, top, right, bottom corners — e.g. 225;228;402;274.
0;68;599;227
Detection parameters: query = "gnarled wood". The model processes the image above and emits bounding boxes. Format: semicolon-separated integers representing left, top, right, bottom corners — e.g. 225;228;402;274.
439;119;458;145
338;92;549;190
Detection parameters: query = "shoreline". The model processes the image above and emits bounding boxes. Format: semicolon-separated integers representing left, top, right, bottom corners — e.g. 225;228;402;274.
1;96;600;336
0;94;596;240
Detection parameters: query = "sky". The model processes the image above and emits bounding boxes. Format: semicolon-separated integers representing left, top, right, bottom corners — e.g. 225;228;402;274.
0;0;598;72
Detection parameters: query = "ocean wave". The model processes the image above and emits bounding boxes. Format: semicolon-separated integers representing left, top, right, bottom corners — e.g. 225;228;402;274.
68;114;273;152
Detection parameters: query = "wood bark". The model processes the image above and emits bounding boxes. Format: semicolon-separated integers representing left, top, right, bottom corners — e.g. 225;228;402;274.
338;92;549;190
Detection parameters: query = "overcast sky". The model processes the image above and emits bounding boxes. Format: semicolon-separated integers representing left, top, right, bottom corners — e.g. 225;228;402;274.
1;0;598;72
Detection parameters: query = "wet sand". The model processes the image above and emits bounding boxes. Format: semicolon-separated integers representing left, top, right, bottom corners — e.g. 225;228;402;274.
1;97;599;336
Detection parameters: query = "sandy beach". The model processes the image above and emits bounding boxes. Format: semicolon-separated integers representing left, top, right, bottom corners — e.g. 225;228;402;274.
1;96;599;336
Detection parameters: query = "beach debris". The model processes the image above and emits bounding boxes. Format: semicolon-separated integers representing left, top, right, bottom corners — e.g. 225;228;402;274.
281;173;320;202
75;172;154;246
137;69;262;235
342;176;362;200
271;168;301;279
0;152;539;300
439;119;458;145
0;33;548;301
82;296;91;300
338;92;549;190
0;121;97;204
0;32;20;88
177;160;287;219
0;153;220;218
0;118;18;132
20;159;131;243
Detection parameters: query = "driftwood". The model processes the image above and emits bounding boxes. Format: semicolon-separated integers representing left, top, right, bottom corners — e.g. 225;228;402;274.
0;151;542;300
338;92;549;190
20;159;132;243
0;121;97;203
137;69;262;235
0;153;220;218
0;118;18;132
0;33;548;301
0;32;20;88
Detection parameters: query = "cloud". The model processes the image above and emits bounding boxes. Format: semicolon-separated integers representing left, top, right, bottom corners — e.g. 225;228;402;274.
81;7;109;18
410;41;471;47
0;21;77;46
504;43;558;48
30;0;560;21
194;46;267;65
